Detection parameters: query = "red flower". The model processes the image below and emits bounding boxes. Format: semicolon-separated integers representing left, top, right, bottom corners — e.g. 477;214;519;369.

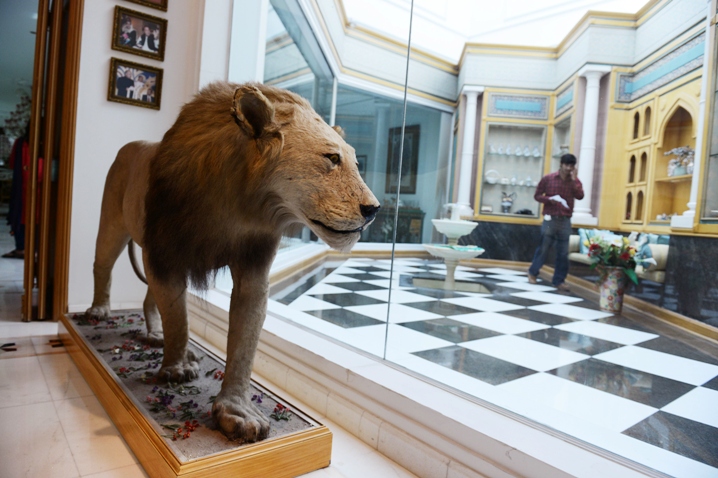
620;252;630;261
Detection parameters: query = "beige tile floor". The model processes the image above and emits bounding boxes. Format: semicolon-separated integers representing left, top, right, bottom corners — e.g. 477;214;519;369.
0;216;416;478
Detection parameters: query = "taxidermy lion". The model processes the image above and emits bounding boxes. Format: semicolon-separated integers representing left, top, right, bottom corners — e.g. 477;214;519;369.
86;82;380;442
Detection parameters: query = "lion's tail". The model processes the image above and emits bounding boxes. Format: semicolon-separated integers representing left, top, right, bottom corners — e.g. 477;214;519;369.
127;240;148;285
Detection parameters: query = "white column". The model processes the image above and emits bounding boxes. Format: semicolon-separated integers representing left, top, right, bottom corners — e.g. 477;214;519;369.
453;86;484;219
672;0;713;229
227;0;269;84
572;65;611;226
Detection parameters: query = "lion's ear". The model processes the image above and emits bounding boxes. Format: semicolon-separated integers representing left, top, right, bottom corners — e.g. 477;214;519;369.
231;85;283;157
332;125;346;138
231;85;277;138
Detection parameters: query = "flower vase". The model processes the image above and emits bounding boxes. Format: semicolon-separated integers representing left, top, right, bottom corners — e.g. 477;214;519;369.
598;266;628;313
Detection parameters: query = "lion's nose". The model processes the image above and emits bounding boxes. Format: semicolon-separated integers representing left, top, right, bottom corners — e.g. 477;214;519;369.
360;204;380;222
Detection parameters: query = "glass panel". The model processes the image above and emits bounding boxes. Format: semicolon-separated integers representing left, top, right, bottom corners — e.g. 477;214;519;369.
625;191;633;221
629;155;636;183
264;0;333;120
633;111;640;139
700;27;718;221
639;152;647;182
644;106;652;136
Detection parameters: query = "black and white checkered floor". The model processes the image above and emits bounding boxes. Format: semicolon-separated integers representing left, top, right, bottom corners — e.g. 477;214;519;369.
269;258;718;477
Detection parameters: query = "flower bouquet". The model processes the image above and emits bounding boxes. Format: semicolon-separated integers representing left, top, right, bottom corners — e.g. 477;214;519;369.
584;234;656;312
586;235;638;284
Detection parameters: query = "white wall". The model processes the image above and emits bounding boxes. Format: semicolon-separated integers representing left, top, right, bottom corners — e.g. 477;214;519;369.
67;1;230;312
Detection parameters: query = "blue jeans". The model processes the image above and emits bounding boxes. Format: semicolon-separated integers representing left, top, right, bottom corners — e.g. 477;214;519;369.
529;216;571;286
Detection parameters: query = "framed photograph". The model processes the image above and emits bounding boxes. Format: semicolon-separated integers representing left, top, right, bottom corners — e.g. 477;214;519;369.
356;155;367;176
385;125;420;194
112;6;167;61
123;0;167;12
108;57;163;110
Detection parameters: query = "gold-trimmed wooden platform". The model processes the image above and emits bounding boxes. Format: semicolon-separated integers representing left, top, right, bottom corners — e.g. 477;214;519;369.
59;313;332;477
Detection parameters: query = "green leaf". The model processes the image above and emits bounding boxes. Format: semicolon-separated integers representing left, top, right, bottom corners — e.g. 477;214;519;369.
625;268;638;285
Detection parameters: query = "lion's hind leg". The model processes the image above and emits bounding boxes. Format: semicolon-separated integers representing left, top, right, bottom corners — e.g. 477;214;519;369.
86;223;131;320
143;249;198;383
143;288;164;346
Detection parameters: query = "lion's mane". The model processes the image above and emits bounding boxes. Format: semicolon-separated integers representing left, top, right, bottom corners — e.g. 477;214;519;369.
144;82;308;289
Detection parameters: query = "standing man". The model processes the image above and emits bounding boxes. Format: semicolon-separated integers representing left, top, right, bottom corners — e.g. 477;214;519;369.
528;153;584;291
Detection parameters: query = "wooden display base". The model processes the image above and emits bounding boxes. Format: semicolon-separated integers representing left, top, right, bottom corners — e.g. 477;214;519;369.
59;313;332;478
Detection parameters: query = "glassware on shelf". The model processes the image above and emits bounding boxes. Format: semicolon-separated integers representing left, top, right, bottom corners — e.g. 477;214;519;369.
532;146;541;157
489;143;497;154
524;146;531;156
514;145;522;156
497;144;504;155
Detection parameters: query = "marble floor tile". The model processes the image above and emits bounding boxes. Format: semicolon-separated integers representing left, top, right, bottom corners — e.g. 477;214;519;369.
495;282;557;292
498;372;658;433
400;318;502;343
595;346;718;386
516;328;623;356
636;336;718;366
0;401;79;478
554;320;659;345
305;283;355;295
54;395;139;475
437;296;525;313
623;411;718;469
37;352;95;401
413;345;536;385
661;387;718;428
510;291;584;304
305;308;384;328
322;273;361;284
355;288;436;304
548;358;695;408
477;267;525;275
501;307;578;326
528;303;614;321
449;311;550;335
345;303;441;323
461;335;589;372
326;280;387;292
0;355;53;408
403;300;483;316
309;292;386;307
83;463;149;478
289;295;342;311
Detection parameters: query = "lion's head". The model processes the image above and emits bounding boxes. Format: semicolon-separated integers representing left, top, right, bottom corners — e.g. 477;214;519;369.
231;84;380;252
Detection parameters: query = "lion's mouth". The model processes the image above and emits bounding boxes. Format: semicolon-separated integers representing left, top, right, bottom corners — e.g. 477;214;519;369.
311;219;365;235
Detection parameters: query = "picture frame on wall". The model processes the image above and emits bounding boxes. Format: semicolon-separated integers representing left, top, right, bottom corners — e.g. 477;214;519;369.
123;0;168;12
385;125;420;194
108;57;163;110
112;6;167;61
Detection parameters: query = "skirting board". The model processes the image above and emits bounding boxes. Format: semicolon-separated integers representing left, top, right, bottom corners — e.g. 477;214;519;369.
58;313;332;477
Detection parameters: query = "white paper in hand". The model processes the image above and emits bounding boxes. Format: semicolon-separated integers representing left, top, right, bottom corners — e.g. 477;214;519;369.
549;195;569;209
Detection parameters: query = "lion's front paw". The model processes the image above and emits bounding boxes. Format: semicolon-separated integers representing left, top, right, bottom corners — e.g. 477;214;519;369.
157;350;199;383
146;331;164;347
212;395;270;442
85;304;111;319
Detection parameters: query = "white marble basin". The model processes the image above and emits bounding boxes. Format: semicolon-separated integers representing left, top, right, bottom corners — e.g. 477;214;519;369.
431;219;478;240
424;244;485;261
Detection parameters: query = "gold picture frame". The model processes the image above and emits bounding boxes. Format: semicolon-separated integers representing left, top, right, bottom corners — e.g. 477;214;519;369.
124;0;168;12
112;6;167;61
107;57;163;110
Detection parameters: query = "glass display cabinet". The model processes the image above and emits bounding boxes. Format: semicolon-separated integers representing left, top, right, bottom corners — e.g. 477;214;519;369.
700;4;718;226
479;123;547;217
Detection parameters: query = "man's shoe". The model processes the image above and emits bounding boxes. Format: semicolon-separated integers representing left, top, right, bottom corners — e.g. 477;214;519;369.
527;274;538;284
555;283;570;292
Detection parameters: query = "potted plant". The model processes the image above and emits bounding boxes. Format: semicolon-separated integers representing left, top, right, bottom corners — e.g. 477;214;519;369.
584;235;654;313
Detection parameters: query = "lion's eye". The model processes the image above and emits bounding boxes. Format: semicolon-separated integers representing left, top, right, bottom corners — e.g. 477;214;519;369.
325;153;340;165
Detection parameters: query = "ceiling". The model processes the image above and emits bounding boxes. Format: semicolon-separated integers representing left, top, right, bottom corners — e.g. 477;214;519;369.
0;0;653;125
0;0;38;123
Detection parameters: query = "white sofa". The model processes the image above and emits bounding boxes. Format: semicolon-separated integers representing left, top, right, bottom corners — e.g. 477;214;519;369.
568;234;669;283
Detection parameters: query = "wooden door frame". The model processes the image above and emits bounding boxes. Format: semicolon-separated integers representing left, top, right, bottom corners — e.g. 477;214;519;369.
24;0;84;320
